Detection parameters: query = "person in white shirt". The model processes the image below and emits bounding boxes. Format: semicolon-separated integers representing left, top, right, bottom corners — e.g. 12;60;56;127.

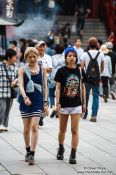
50;44;65;118
73;38;84;64
35;40;52;125
81;37;104;122
99;44;112;102
36;41;52;73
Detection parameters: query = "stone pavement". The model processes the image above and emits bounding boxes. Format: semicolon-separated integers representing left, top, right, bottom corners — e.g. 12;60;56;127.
0;96;116;175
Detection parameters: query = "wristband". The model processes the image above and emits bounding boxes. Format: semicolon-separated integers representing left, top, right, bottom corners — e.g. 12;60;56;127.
24;96;28;100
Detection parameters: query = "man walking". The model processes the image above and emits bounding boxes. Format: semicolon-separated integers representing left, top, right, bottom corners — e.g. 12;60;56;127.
73;38;84;64
36;41;52;126
81;37;104;122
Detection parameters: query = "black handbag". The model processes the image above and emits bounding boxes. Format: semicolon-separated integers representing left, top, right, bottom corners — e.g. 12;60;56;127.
11;87;17;98
3;63;18;99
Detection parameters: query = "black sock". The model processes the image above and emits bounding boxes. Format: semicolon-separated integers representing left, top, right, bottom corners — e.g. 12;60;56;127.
30;151;35;156
26;146;30;153
59;144;64;149
71;148;76;154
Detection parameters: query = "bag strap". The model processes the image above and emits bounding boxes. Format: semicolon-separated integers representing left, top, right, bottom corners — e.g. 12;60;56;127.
79;67;82;102
87;51;100;60
3;63;12;84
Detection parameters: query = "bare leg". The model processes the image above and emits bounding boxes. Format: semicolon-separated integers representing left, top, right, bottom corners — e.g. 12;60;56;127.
70;114;81;149
23;118;31;147
69;114;81;164
58;113;69;144
57;113;69;160
31;117;40;151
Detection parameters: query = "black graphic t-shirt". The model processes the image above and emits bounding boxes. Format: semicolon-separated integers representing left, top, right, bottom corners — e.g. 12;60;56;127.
54;66;86;108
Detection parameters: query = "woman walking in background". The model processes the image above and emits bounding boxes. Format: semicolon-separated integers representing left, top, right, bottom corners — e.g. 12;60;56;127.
54;47;86;164
18;47;47;165
49;44;65;118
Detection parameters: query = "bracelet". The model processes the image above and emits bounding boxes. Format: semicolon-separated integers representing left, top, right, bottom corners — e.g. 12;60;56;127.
24;96;28;100
56;103;60;106
43;100;47;103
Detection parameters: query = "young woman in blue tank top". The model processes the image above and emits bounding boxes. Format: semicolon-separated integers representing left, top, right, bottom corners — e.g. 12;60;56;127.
18;47;48;165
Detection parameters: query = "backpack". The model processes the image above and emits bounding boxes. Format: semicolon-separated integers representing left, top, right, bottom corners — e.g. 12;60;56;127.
86;51;100;85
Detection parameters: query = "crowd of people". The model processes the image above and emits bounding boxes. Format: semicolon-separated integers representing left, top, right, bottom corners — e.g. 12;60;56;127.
0;35;116;165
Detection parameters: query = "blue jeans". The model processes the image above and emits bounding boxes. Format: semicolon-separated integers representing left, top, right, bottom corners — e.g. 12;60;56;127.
85;83;100;117
49;87;55;108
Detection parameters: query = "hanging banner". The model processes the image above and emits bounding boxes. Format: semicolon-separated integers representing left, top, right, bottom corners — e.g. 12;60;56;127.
4;0;16;19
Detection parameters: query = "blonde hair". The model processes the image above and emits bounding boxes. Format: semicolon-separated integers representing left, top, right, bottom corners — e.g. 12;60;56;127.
24;47;38;60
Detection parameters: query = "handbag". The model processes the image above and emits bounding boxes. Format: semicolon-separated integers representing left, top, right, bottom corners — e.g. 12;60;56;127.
11;87;17;98
3;63;17;99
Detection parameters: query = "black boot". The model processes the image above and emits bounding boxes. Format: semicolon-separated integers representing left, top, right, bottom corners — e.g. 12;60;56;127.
39;116;44;126
29;151;35;165
103;95;108;103
50;111;57;118
57;145;65;160
69;148;76;164
25;146;30;162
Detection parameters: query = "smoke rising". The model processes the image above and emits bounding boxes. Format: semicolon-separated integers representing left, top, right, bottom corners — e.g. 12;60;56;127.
14;15;55;40
14;0;60;41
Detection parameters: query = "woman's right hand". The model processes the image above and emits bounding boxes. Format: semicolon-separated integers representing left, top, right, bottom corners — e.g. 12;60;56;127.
56;103;61;112
24;97;31;105
82;104;86;113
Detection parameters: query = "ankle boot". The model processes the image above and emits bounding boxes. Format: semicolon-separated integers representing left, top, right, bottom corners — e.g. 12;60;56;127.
69;148;76;164
25;152;30;162
50;111;57;118
57;145;65;160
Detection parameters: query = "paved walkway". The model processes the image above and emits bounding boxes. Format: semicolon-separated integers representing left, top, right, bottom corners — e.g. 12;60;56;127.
0;96;116;175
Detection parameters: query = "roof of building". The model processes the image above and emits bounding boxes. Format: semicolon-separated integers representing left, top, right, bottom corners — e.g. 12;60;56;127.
0;17;24;26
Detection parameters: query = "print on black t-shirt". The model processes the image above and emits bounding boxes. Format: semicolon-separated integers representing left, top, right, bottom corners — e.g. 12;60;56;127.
54;66;86;108
64;74;80;98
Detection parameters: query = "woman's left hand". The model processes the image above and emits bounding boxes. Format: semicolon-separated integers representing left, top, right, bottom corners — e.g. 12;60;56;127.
43;105;49;116
56;103;61;112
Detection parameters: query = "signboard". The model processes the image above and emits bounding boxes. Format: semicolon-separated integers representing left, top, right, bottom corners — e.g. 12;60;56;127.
4;0;16;19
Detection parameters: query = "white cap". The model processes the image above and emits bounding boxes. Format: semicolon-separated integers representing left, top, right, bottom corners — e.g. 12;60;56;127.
106;42;113;49
35;40;46;47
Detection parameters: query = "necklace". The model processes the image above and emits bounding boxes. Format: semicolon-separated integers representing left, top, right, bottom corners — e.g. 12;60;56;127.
29;65;39;74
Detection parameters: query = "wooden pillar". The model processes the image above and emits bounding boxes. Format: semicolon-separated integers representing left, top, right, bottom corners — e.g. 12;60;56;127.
91;0;101;18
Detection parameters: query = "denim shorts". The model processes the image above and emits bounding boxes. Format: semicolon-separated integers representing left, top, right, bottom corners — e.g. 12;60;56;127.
60;106;82;115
